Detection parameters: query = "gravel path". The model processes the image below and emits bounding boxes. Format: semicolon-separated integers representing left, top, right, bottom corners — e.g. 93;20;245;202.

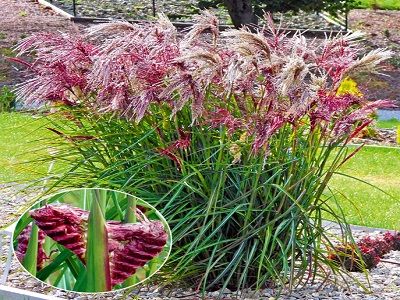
50;0;342;31
1;187;400;299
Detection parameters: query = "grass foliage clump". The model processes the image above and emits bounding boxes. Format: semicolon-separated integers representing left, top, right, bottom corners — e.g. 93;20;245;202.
13;12;395;292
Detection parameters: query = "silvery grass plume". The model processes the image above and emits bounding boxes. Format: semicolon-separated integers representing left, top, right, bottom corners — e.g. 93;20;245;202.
182;10;219;47
13;11;396;151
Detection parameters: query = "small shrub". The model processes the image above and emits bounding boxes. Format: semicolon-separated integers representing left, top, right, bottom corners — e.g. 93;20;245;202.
359;126;379;138
328;243;380;271
0;86;16;112
330;232;400;271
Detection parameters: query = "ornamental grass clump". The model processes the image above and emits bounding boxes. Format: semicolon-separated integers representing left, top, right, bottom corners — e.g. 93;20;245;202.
14;12;395;292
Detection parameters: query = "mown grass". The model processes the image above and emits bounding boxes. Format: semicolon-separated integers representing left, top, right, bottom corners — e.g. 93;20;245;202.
329;145;400;230
357;0;400;10
376;118;400;129
1;112;399;230
0;112;52;183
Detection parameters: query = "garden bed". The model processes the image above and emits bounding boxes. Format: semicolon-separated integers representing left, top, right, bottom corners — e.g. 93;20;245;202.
349;9;400;107
2;186;400;299
1;2;400;299
0;0;78;88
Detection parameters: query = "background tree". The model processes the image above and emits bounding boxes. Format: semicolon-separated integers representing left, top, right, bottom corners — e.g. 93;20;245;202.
198;0;358;27
223;0;257;28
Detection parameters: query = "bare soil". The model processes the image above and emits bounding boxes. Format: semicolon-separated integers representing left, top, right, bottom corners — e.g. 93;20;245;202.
349;9;400;106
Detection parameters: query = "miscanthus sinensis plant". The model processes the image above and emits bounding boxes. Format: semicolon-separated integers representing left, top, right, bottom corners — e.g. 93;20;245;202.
15;12;395;292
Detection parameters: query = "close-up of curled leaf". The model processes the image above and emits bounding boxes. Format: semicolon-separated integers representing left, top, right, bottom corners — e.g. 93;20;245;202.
108;220;168;285
30;205;88;262
12;189;171;292
15;225;46;272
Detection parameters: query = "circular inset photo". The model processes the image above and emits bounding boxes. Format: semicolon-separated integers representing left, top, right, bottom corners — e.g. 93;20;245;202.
12;188;171;293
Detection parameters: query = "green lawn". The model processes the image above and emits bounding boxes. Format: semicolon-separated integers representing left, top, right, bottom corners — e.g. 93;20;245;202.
357;0;400;10
376;118;400;129
0;112;51;182
1;112;399;230
329;146;400;230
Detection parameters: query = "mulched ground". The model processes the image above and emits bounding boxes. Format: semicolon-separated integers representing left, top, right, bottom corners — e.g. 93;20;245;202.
2;186;400;300
349;9;400;106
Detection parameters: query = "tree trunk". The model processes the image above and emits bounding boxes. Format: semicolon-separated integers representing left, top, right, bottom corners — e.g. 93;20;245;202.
224;0;258;28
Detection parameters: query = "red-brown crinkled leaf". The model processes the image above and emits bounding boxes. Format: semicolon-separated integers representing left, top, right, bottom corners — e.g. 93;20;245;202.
30;205;88;261
107;220;168;286
30;204;168;286
15;225;46;270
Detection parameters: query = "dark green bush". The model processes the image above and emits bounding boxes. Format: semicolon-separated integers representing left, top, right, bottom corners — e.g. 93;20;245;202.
0;86;16;112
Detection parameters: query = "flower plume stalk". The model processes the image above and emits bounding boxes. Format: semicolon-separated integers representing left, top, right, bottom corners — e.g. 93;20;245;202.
86;196;112;292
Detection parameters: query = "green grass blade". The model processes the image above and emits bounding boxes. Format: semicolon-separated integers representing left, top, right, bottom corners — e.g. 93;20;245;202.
22;223;39;276
72;270;88;292
37;248;73;281
85;192;112;292
124;195;137;223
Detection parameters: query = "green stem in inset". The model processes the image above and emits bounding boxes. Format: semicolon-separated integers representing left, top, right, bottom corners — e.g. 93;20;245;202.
22;223;39;276
85;194;111;292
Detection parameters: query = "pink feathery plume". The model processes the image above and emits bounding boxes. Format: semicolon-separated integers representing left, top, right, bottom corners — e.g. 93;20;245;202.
333;100;396;139
87;21;179;121
14;32;97;106
207;108;243;135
